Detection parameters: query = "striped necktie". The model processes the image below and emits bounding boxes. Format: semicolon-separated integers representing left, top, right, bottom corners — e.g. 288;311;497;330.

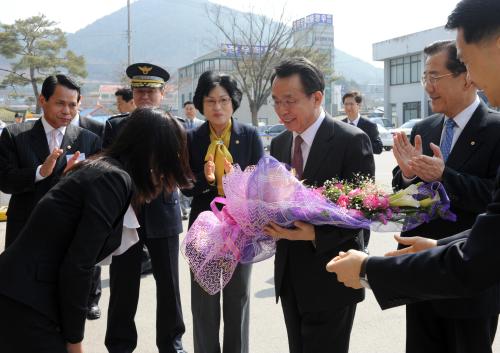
440;119;456;162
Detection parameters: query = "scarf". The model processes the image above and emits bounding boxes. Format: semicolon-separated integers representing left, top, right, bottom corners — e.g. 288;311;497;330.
205;121;233;195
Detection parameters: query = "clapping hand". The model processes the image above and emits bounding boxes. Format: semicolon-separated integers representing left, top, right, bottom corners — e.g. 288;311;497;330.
204;154;234;184
407;143;445;182
39;148;63;177
63;151;81;174
392;132;422;179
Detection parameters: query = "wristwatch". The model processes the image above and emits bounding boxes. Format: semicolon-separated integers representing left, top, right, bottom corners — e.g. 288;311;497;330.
359;256;371;289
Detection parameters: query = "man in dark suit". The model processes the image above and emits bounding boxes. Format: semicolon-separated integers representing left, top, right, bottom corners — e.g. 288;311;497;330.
342;90;382;252
263;57;375;353
104;63;187;353
388;40;500;353
0;74;101;249
327;0;500;340
342;91;383;155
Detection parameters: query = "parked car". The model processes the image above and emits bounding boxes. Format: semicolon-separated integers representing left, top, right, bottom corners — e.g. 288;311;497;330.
389;119;421;139
377;124;393;151
368;117;393;128
260;124;286;150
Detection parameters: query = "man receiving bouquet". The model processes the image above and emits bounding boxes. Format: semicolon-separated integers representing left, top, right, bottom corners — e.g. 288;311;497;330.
263;57;375;353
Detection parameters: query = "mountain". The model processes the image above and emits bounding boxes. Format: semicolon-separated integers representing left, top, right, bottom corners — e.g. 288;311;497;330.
66;0;383;84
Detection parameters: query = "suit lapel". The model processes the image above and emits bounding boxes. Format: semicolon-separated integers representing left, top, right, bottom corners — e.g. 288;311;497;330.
54;124;80;172
303;116;334;182
446;103;486;169
29;120;50;164
228;119;244;161
422;116;443;155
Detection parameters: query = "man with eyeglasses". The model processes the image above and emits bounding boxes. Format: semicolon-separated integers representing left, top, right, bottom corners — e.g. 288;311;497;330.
264;57;374;353
347;40;500;353
103;63;187;353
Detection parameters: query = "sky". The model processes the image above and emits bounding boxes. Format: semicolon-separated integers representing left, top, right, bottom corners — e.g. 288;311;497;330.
2;0;460;67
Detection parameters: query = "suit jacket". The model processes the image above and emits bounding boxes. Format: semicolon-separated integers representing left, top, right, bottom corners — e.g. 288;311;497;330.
367;168;500;309
391;102;500;317
183;117;204;131
103;113;182;238
79;115;105;139
270;115;375;313
0;158;132;343
183;119;264;226
343;116;383;154
0;119;101;246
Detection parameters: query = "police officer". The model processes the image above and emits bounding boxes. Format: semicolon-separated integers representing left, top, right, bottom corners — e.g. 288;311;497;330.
104;63;186;353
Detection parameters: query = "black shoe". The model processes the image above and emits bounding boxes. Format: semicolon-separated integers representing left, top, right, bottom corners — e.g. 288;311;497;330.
182;214;189;221
141;258;153;275
87;304;101;320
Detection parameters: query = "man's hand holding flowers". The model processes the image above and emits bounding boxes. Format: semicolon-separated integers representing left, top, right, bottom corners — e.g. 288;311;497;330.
263;221;315;241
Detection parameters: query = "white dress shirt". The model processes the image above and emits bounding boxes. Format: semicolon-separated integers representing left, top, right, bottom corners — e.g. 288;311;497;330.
347;114;361;127
440;96;480;151
35;117;67;182
291;108;326;171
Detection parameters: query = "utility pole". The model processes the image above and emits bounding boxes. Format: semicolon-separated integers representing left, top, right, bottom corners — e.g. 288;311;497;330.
127;0;131;65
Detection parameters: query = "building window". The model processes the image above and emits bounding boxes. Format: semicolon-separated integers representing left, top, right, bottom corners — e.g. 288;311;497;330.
403;101;420;122
181;94;185;105
189;92;192;101
390;55;421;85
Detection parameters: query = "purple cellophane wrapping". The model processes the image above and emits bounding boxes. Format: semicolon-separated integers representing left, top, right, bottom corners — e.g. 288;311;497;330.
182;156;370;294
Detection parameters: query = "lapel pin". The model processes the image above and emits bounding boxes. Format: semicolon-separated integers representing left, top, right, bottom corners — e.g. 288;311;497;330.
470;141;475;146
235;140;240;144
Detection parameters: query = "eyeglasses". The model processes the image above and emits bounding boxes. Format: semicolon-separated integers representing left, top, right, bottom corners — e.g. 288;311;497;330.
272;99;299;109
420;73;455;86
204;96;232;107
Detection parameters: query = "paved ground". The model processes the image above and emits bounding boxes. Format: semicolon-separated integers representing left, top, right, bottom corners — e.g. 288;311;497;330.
1;151;499;352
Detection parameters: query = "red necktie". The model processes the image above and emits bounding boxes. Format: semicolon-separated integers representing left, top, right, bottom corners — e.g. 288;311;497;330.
292;135;304;179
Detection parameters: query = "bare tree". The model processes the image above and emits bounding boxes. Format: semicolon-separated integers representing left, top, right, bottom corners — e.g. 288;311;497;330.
208;5;333;126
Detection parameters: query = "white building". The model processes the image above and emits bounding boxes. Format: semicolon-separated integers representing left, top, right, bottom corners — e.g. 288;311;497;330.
373;26;455;127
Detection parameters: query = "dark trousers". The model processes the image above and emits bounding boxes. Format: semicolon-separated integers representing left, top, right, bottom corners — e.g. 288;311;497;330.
406;301;498;353
105;237;185;353
191;263;252;353
0;295;67;353
280;269;357;353
88;265;102;307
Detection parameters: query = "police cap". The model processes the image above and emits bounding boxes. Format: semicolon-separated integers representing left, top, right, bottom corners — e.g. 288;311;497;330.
126;63;170;88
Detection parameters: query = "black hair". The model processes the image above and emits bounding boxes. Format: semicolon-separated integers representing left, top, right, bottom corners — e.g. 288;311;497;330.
41;74;81;102
106;108;193;205
271;57;325;95
446;0;500;44
342;91;362;104
183;101;194;107
424;40;467;76
115;88;134;102
193;71;242;115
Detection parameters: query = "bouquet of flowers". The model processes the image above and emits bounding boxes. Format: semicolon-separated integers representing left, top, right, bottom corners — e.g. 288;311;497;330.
182;156;456;295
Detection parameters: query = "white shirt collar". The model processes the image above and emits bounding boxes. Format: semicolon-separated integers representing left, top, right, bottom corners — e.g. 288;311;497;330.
347;114;361;126
293;108;326;147
445;96;480;129
41;116;67;136
71;113;80;127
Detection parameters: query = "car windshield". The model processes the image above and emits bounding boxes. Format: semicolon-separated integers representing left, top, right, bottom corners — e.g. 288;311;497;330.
269;124;285;133
376;124;389;133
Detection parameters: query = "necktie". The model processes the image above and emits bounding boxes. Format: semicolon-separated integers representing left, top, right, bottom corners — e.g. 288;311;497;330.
292;135;304;179
49;129;59;152
440;119;456;162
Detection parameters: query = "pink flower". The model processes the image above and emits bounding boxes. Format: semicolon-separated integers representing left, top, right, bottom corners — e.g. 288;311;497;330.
362;195;380;210
337;194;349;208
348;188;362;198
335;183;343;190
378;196;390;209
